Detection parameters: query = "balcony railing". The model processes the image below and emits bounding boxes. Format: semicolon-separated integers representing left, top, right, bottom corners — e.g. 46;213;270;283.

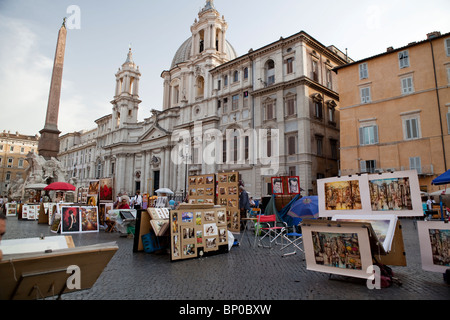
339;164;434;176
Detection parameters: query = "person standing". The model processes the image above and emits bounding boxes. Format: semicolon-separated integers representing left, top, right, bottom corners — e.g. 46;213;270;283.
133;191;142;210
239;186;251;217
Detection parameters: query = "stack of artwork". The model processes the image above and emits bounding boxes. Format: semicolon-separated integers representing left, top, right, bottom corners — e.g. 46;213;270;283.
170;205;228;261
302;170;422;279
148;207;170;237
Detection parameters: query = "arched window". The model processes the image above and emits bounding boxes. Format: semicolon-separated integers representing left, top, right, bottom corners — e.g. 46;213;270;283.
233;70;239;82
196;76;205;98
266;60;275;85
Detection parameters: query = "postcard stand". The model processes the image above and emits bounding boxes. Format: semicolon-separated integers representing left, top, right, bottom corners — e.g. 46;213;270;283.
0;242;118;300
170;204;229;261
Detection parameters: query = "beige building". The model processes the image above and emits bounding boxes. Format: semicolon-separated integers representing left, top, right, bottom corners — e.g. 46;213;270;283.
335;31;450;193
0;131;39;196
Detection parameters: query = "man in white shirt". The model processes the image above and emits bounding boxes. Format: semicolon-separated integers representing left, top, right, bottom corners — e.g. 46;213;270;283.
133;190;143;210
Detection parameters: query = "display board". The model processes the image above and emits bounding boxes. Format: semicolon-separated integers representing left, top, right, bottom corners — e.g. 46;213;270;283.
217;172;240;232
170;205;228;261
188;174;216;205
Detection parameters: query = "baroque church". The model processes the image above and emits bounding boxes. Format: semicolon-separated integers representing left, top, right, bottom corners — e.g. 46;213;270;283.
58;0;350;199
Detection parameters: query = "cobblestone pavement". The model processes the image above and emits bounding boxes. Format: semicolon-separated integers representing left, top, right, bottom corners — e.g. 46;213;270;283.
2;216;449;304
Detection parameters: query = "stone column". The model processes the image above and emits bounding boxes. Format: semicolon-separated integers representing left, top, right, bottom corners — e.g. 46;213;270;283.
38;22;67;160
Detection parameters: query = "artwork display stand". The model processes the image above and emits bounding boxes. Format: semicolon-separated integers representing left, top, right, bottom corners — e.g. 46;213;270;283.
170;204;228;261
188;174;216;205
217;172;240;232
0;241;118;300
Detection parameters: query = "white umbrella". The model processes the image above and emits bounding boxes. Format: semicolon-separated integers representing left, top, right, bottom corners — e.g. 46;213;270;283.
155;188;174;194
24;183;48;190
429;188;450;196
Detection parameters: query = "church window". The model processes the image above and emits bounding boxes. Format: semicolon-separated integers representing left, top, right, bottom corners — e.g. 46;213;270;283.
196;76;205;98
265;60;275;85
233;71;239;82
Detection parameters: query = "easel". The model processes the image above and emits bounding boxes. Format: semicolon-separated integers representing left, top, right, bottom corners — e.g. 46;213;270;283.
0;242;118;300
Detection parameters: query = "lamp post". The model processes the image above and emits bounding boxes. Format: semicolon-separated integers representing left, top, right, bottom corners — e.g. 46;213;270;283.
182;139;191;201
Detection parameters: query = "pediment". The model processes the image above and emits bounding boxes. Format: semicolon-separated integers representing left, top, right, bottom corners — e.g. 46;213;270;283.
139;123;170;142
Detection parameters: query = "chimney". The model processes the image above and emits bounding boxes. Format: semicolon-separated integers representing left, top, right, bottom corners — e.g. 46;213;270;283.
427;31;441;39
386;46;394;52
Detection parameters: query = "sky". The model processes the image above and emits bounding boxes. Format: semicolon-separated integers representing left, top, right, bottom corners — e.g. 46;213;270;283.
0;0;449;136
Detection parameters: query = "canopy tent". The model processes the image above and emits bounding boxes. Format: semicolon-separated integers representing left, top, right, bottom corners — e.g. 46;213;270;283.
432;169;450;185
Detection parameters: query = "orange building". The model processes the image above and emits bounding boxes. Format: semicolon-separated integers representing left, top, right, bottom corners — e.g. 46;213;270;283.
335;31;450;194
0;131;39;196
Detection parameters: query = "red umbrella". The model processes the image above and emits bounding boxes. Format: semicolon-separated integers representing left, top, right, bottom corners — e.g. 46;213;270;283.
44;182;76;191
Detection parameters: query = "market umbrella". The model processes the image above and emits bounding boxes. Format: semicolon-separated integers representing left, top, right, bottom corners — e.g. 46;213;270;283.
44;182;76;191
155;188;174;195
432;169;450;185
286;196;319;225
24;183;48;190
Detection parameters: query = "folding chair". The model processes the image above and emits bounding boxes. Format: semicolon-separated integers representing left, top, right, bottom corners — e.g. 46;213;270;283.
280;223;303;257
254;214;286;248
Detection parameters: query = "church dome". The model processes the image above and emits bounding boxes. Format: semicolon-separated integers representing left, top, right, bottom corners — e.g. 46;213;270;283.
170;37;238;69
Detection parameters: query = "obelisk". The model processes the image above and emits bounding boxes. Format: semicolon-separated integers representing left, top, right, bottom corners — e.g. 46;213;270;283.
38;19;67;160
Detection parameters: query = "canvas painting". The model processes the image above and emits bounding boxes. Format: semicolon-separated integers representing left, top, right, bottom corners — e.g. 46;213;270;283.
418;221;450;273
61;206;80;233
287;176;300;194
99;178;113;201
302;222;373;279
318;175;371;217
80;206;99;232
368;170;423;217
88;180;100;195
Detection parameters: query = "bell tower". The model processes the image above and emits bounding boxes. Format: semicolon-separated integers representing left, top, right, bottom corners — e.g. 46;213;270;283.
190;0;229;59
111;47;141;129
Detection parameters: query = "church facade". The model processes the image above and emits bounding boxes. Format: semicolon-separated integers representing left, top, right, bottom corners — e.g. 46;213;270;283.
58;1;350;199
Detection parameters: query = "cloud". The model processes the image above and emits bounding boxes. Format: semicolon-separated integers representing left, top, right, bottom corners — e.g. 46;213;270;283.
0;14;53;135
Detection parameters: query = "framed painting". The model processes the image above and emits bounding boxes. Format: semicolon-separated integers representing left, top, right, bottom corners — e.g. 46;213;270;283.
368;170;423;217
302;221;373;279
61;206;81;234
318;174;371;217
287;176;301;194
80;206;99;233
417;221;450;273
271;177;283;195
